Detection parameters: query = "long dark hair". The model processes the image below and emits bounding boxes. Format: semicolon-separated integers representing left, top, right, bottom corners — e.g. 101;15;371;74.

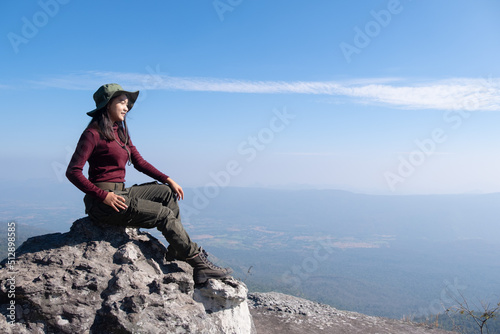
87;96;132;163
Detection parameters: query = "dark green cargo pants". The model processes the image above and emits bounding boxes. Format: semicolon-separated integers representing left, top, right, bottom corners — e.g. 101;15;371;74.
84;181;199;260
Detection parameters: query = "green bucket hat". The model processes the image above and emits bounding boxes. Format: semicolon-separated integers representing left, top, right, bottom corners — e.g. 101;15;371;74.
87;83;140;117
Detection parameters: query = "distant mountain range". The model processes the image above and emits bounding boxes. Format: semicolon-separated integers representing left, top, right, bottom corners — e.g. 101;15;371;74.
178;187;500;319
2;182;499;320
181;187;500;242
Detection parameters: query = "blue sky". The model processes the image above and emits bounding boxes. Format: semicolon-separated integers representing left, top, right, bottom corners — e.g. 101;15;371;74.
1;0;500;195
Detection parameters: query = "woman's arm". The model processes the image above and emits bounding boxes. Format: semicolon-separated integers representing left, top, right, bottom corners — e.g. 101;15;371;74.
128;141;184;200
67;129;128;211
66;130;108;201
128;141;169;182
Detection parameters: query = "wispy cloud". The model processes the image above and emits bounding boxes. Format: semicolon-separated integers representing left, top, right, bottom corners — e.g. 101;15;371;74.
30;71;500;111
394;151;454;156
277;152;338;157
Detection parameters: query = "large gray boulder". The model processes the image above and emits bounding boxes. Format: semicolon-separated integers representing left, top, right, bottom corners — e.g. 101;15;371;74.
0;217;255;334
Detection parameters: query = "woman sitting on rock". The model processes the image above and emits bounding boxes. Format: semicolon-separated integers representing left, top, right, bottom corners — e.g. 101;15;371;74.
66;83;231;284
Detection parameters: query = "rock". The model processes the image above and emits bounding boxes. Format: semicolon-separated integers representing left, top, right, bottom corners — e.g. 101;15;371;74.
0;217;255;334
195;277;254;334
248;292;457;334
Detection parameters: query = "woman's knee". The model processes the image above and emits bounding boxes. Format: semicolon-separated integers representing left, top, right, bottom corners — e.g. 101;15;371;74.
130;182;174;203
158;184;176;203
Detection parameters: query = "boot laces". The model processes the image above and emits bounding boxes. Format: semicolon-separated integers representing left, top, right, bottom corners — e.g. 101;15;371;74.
199;249;226;271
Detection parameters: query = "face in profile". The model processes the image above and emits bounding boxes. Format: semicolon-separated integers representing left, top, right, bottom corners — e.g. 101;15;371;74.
107;94;129;123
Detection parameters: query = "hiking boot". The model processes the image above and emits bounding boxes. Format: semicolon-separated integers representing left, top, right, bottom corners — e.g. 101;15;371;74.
186;248;232;284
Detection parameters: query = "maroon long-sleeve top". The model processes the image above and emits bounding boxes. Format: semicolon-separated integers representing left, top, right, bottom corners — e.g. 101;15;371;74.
66;124;169;201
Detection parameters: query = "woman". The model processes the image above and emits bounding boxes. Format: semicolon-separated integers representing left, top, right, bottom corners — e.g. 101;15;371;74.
66;83;231;284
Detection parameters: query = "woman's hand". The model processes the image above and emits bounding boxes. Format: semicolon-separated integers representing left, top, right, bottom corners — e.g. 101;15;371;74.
166;177;184;200
103;192;128;212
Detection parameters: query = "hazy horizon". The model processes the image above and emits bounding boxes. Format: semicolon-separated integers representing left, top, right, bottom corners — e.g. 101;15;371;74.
2;185;499;319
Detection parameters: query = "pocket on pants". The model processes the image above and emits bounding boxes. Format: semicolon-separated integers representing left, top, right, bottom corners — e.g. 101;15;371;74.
124;197;165;228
